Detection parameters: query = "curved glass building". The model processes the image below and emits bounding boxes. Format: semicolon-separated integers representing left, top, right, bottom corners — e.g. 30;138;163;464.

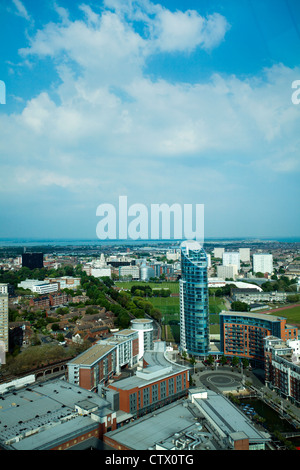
179;240;209;357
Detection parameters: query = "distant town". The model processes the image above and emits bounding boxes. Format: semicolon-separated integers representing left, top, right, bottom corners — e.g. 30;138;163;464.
0;238;299;451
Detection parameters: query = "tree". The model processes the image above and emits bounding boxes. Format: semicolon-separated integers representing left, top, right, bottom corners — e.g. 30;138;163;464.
232;356;239;367
190;356;196;366
220;355;227;366
207;354;214;365
231;301;249;312
241;358;249;369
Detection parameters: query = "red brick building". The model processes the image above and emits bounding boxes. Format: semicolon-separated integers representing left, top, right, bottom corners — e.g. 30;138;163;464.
107;365;189;418
67;330;139;391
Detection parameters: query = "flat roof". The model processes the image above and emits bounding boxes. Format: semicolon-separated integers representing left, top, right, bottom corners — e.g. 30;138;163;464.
109;351;188;391
0;378;113;450
68;343;116;366
105;400;204;450
114;329;137;336
193;390;270;443
131;318;153;323
105;391;270;450
220;310;285;322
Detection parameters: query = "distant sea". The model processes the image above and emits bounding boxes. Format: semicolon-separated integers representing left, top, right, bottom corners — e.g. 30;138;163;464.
0;237;299;247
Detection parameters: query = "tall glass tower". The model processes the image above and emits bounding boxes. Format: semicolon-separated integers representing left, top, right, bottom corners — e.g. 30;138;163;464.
179;240;209;357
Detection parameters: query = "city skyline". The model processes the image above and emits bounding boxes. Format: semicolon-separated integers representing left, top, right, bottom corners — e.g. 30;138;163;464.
0;0;300;240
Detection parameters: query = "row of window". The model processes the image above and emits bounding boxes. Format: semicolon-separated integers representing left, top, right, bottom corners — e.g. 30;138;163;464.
129;374;186;413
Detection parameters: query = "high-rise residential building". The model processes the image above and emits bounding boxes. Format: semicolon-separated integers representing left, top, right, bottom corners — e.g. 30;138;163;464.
0;292;9;358
217;264;238;279
239;248;250;263
0;284;8;294
222;252;240;270
252;253;273;275
213;247;224;259
179;240;209;357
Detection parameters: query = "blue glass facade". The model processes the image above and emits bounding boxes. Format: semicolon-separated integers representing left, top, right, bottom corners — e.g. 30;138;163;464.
179;240;209;357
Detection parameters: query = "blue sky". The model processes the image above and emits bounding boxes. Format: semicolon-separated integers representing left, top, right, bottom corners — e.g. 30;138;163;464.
0;0;300;240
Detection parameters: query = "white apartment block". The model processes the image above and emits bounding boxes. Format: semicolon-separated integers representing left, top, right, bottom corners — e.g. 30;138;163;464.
206;253;211;268
217;265;238;280
0;284;8;294
222;252;240;270
32;283;59;294
119;265;140;280
18;279;46;291
253;254;273;274
213;247;224;259
239;248;250;263
90;267;112;278
0;293;9;354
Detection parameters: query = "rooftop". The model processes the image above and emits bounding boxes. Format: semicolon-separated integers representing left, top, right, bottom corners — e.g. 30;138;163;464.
109;350;188;391
105;390;271;450
0;378;113;450
220;310;286;322
68;343;116;366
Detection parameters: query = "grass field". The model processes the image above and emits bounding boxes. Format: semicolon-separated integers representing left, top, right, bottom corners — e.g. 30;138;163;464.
115;279;300;341
149;295;224;341
264;304;300;326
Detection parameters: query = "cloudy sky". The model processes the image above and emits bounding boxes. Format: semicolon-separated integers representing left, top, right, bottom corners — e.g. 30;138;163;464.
0;0;299;240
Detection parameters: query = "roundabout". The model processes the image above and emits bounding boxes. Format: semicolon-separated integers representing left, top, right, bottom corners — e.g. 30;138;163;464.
194;369;246;393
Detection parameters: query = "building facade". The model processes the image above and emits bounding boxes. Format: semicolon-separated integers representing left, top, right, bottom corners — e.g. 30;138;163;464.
222;251;240;270
179;240;209;357
217;265;238;280
220;311;298;366
130;318;153;359
264;336;300;406
252;253;273;275
104;360;189;419
239;248;251;263
0;292;9;355
232;289;287;305
67;329;139;391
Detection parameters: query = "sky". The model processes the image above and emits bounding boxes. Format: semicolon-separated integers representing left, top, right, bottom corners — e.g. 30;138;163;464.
0;0;300;240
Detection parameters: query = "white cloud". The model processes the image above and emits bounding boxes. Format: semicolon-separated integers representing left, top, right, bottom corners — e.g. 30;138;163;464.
1;0;299;223
12;0;31;21
149;10;229;52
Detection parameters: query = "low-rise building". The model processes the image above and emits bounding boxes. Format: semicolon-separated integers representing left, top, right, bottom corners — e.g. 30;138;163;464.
18;279;59;294
0;378;116;450
49;276;81;290
232;289;287;304
103;388;271;451
102;349;189;419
